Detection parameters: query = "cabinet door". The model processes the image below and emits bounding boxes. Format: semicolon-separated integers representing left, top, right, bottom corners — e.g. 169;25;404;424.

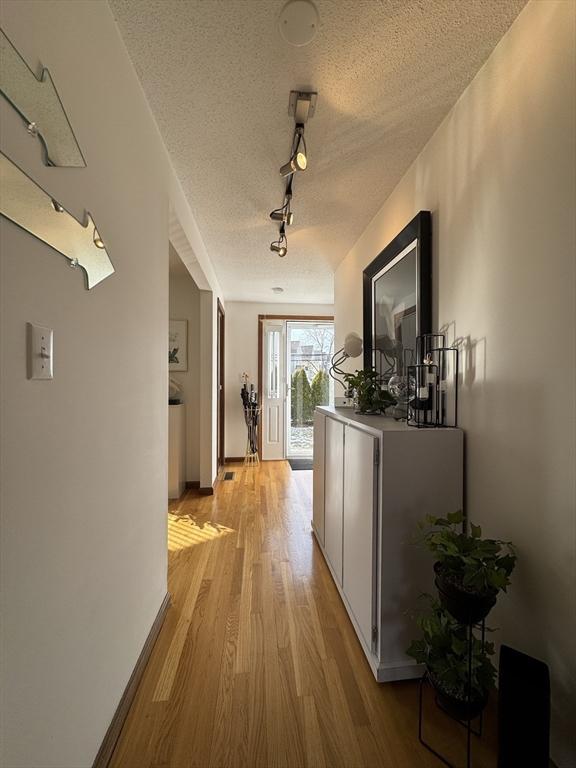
343;425;378;650
312;411;326;544
324;417;344;584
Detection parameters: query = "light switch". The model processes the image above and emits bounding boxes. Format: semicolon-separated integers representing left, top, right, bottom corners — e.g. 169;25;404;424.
27;323;53;379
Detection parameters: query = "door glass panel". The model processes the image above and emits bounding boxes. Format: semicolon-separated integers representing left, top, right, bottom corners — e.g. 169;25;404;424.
267;330;280;398
286;322;334;458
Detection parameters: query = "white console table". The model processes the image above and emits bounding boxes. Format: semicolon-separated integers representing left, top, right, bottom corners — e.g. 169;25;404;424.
313;406;463;682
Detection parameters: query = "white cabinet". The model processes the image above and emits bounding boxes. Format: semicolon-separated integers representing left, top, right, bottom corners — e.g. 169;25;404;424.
313;406;463;682
324;416;344;585
343;425;378;652
312;411;326;545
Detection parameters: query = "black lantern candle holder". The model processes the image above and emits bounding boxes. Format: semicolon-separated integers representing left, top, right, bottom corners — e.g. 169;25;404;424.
407;334;459;428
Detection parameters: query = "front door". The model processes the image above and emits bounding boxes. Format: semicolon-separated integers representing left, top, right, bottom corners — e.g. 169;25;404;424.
261;318;334;460
261;319;285;460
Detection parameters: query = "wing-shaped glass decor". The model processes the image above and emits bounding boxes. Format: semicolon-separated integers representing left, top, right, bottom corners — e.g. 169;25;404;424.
0;28;85;167
0;152;114;288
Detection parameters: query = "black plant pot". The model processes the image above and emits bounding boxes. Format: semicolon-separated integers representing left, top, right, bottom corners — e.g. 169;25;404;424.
434;562;497;625
429;674;489;721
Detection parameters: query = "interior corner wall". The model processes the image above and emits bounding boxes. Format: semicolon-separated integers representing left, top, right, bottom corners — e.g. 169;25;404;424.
224;301;334;459
334;2;576;764
169;261;201;482
0;2;173;766
199;290;216;487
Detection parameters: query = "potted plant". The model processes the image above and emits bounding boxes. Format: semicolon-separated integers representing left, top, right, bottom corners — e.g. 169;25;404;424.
407;598;496;720
342;368;395;414
419;511;516;624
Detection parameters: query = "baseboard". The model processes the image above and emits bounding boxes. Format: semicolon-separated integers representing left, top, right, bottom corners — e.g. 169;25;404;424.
185;480;200;489
225;456;244;463
199;486;214;495
92;592;171;768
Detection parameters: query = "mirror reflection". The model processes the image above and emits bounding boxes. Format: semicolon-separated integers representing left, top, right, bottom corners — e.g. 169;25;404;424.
0;28;85;167
372;243;417;380
0;152;114;289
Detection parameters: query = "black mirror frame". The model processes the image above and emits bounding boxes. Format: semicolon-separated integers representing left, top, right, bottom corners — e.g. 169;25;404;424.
362;210;432;371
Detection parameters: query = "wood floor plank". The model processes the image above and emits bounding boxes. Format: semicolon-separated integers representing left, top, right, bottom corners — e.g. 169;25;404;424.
110;462;497;768
208;591;240;768
302;695;326;768
152;540;211;702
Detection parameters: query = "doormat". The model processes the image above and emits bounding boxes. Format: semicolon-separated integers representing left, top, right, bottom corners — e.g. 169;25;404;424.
288;458;313;471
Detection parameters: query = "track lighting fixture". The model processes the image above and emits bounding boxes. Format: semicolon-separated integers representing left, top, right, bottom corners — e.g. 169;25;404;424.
279;150;307;177
270;242;287;257
270;191;294;226
268;91;317;257
270;232;288;258
270;209;294;225
279;125;307;177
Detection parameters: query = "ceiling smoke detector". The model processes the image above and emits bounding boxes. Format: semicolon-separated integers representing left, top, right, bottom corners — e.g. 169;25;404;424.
278;0;319;47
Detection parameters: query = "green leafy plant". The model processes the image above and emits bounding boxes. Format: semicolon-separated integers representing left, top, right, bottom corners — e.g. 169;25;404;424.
342;368;395;414
407;597;496;703
291;368;313;425
310;369;330;408
419;511;516;595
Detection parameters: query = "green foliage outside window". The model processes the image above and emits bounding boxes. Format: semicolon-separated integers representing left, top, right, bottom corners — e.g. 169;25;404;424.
291;368;313;425
310;369;330;408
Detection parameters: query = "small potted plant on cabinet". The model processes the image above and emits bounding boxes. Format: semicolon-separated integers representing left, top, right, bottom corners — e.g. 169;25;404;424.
419;511;516;624
342;368;395;415
407;598;496;720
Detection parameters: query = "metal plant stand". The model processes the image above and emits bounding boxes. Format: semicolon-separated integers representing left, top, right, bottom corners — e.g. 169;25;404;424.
418;620;486;768
243;405;261;466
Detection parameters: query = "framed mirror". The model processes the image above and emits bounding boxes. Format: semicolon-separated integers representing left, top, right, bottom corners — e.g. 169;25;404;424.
362;211;431;381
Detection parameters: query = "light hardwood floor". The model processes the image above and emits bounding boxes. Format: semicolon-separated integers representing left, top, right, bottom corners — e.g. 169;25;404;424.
110;461;496;768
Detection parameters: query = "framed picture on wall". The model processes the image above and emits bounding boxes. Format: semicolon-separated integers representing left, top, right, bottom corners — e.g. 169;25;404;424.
169;319;188;371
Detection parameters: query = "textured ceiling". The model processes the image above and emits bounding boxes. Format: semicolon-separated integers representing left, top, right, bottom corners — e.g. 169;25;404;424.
109;0;526;304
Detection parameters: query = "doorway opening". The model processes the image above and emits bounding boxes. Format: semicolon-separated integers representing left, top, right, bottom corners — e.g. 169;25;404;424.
258;315;334;461
168;244;201;499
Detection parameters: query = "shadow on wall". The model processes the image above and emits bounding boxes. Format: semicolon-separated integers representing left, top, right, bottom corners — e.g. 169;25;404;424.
438;320;487;391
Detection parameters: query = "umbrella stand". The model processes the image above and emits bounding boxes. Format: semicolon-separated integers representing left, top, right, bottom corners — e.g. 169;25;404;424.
243;405;261;466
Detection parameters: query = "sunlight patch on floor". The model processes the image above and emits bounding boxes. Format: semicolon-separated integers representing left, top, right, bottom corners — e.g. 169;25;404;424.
168;512;235;551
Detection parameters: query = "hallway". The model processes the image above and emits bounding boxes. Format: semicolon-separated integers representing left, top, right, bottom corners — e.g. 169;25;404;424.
110;463;497;768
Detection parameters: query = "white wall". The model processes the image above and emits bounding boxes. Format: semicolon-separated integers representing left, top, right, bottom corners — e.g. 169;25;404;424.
0;2;221;766
225;301;334;458
169;255;201;482
334;2;575;763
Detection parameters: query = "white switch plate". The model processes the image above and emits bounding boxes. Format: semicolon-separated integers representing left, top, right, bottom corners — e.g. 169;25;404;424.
27;323;53;379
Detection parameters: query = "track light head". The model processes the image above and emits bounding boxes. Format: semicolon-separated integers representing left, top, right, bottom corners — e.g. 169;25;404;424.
270;242;287;257
270;210;294;225
279;150;307;177
270;231;288;257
